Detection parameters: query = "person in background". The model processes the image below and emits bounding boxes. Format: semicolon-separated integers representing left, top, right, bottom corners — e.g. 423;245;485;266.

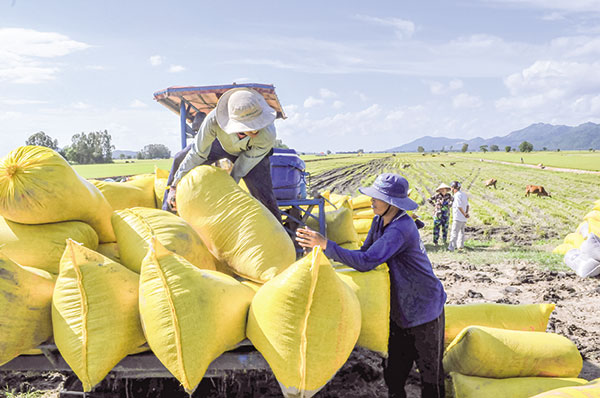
296;173;446;398
427;183;453;246
447;180;469;252
164;87;281;221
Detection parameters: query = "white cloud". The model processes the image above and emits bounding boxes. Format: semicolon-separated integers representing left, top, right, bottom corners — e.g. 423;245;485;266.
0;98;47;105
541;12;566;20
488;0;600;13
72;102;91;110
332;100;344;109
130;99;147;108
149;55;163;66
428;79;464;95
319;88;337;98
355;15;416;39
168;64;186;73
0;28;89;84
303;96;325;108
452;93;483;109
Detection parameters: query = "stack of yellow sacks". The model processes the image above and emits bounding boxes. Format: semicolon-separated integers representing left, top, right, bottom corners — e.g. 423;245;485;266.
0;146;393;397
443;303;593;398
553;201;600;255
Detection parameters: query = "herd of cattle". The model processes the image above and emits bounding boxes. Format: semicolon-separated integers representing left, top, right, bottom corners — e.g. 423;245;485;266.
483;178;551;197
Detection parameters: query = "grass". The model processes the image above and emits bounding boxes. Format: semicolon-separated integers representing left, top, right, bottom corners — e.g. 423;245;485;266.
2;387;50;398
72;159;173;179
454;150;600;171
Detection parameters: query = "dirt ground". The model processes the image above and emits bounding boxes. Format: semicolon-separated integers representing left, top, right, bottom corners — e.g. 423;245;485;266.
2;256;598;398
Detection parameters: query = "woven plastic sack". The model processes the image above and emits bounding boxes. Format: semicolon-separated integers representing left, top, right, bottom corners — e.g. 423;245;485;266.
564;232;585;248
444;303;555;348
247;247;361;398
530;378;600;397
584;210;600;224
0;217;98;274
89;178;156;210
306;202;359;246
176;165;296;283
0;146;115;242
353;208;375;220
554;243;576;255
443;326;583;378
335;263;390;355
154;166;169;208
580;233;600;262
95;242;121;263
350;194;372;210
139;238;254;394
447;372;587;398
112;207;217;273
353;218;372;234
564;249;600;278
53;239;146;391
0;253;54;365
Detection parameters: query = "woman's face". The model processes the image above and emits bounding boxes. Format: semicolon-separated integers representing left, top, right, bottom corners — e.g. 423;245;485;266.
371;198;390;216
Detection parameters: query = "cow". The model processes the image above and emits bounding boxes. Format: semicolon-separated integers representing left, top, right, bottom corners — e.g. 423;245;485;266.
440;163;446;167
402;163;411;169
484;178;497;189
450;162;456;166
525;185;551;197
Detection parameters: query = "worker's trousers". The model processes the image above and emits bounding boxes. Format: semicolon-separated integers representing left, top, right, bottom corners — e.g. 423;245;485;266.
384;311;445;398
162;141;281;222
447;220;466;251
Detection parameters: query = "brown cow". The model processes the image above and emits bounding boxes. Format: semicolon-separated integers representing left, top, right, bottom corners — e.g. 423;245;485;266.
484;178;497;189
525;185;551;197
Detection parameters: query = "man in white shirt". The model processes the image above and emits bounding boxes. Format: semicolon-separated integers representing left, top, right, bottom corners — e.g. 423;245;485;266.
165;87;281;221
448;181;469;251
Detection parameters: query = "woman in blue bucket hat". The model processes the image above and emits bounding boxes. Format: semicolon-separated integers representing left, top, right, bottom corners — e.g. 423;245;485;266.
296;173;447;398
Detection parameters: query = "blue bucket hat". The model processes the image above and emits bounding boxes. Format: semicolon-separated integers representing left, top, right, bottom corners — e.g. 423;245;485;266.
359;173;418;211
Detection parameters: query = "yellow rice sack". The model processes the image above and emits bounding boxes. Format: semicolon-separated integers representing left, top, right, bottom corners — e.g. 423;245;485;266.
328;193;351;209
444;303;555;347
176;165;296;283
139;238;254;394
52;240;146;391
89;179;156;210
95;242;121;263
353;218;372;234
111;207;217;273
554;243;576;255
564;233;585;248
530;378;600;397
350;194;372;210
353;208;375;220
584;210;600;224
154;166;169;208
443;326;583;378
335;263;390;355
0;254;54;365
339;241;361;250
247;247;361;398
0;217;98;274
306;203;359;246
0;146;115;242
447;372;587;398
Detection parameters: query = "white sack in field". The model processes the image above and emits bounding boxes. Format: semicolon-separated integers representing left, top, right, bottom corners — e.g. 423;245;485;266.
564;249;600;278
580;233;600;262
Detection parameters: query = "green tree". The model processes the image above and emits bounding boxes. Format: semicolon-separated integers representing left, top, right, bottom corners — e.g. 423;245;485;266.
505;146;511;152
480;145;488;153
25;131;58;150
490;144;499;152
138;144;171;159
417;146;425;153
274;139;289;149
461;143;469;153
64;130;114;164
519;141;534;152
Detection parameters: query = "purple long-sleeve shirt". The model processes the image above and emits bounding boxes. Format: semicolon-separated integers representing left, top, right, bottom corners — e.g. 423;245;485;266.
324;211;447;328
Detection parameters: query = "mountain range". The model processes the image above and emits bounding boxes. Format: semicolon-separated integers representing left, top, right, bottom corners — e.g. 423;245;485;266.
387;122;600;152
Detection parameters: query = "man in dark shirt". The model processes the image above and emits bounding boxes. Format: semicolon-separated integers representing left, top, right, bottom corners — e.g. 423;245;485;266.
296;173;447;398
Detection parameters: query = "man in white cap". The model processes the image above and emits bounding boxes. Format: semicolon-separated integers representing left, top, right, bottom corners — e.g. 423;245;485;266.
427;183;453;245
166;87;281;221
447;181;469;251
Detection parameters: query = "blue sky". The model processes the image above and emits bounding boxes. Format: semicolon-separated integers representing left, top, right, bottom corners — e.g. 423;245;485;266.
2;0;600;155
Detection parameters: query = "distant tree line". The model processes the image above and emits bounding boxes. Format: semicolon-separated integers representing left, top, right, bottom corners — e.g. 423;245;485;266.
25;131;174;164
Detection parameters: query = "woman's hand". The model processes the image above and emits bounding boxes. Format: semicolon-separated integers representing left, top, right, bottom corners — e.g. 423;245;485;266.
295;227;327;250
